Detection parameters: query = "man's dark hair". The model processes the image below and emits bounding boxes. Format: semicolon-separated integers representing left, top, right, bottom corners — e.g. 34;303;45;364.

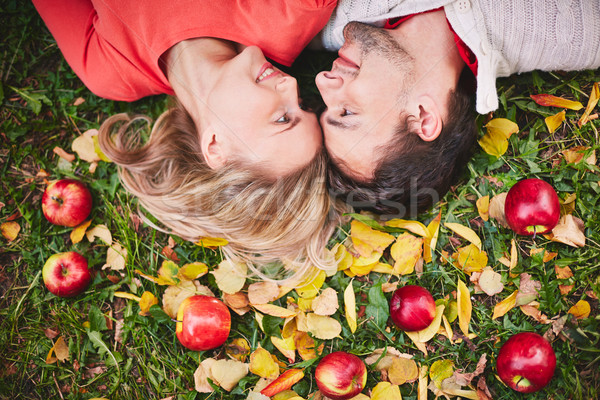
327;69;477;218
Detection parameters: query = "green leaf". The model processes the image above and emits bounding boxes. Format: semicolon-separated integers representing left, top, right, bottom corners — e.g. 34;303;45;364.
8;86;51;115
147;304;171;323
88;305;108;331
262;314;283;338
365;282;389;331
87;330;110;356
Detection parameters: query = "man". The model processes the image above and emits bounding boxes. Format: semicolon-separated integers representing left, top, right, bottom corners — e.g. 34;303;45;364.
317;0;600;217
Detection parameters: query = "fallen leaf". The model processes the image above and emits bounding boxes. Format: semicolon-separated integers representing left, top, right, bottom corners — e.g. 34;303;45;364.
211;260;247;294
72;130;101;163
365;347;412;370
547;215;586;247
457;280;471;336
104;243;127;270
560;193;577;216
444;222;482;250
312;288;339;316
563;146;596;166
248;281;280;305
424;212;442;263
578;82;600;126
178;262;208;281
476;377;493;400
138;291;158;316
161;245;179;263
477;267;504;296
70;220;92;244
333;243;353;271
390;233;424;275
388;357;419;385
544;110;566;133
306;314;342;340
53;146;76;162
86;224;112;245
555;265;573;279
429;359;454;389
344;281;357;333
226;338;251;362
559;284;575;295
195;237;228;248
488;192;509;228
530;94;583;110
194;358;216;393
515;273;541;306
271;335;296;363
223;292;250;315
162;280;214;318
371;382;402;400
0;221;20;241
476;196;489;221
249;348;280;380
385;219;430;237
350;220;395;258
253;304;297;319
419;366;428;400
45;336;69;364
295;331;321;361
478;118;519;157
568;300;591;319
520;303;551;324
210;359;249;391
405;304;445;344
295;269;326;299
453;354;487;386
453;244;488;275
261;369;305;397
492;290;518;320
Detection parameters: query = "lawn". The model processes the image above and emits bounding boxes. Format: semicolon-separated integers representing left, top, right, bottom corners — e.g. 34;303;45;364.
1;2;598;400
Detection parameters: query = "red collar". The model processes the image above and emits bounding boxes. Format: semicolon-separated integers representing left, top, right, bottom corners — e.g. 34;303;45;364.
384;8;478;77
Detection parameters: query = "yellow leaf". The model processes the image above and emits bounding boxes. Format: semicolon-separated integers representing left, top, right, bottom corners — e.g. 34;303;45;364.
253;304;298;319
388;357;419;385
390;233;423;275
530;94;583;110
295;331;320;361
385;219;430;237
454;244;488;275
371;382;402;400
225;338;251;362
477;267;504;296
350;220;395;258
0;221;20;241
210;359;249;391
72;130;101;163
295;270;326;299
476;196;490;221
92;134;112;162
349;259;378;276
492;290;519;320
578;82;600;126
104;243;126;271
312;288;339;316
568;300;591;319
249;281;281;305
195;236;229;248
70;220;91;244
371;262;395;274
162;280;214;318
157;260;180;285
545;110;566;133
429;359;454;389
211;260;247;294
271;335;296;363
139;291;158;316
344;281;357;333
546;214;586;248
457;280;472;336
555;265;573;279
405;304;445;344
444;222;482;250
306;313;342;340
86;224;112;245
194;358;216;393
478;118;519;157
114;291;141;302
424;212;442;263
46;336;69;364
178;262;208;280
418;366;428;400
333;243;353;271
250;348;280;379
489;192;509;228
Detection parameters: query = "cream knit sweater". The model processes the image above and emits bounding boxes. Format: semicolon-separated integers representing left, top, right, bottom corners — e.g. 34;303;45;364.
322;0;600;114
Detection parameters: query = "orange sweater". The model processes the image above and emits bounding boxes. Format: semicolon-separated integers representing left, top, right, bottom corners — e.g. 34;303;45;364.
34;0;336;101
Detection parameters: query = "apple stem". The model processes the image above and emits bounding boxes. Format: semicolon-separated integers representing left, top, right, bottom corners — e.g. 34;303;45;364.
51;195;64;205
532;225;537;240
171;318;182;323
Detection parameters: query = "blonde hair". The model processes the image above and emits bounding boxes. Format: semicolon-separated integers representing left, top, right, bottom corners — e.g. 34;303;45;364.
98;99;348;280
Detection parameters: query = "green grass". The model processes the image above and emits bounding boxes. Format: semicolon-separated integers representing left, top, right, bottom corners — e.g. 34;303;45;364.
1;2;599;399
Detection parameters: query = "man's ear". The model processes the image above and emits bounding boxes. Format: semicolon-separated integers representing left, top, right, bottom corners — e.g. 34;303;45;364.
414;96;443;142
200;129;227;169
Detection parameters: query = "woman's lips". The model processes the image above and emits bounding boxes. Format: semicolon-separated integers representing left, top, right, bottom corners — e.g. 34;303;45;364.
256;62;280;82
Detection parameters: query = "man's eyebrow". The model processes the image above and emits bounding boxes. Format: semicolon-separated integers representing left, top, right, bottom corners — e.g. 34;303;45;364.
325;116;359;130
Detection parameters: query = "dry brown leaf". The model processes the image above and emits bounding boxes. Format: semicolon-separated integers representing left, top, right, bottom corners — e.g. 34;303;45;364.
248;281;280;305
0;221;20;241
515;273;541;306
388;357;419;385
223;292;250;315
520;303;551;324
70;220;92;244
210;359;249;391
476;196;489;221
492;290;518;320
559;284;575;295
211;260;247;295
476;267;504;296
555;265;573;279
453;354;487;386
162;280;214;318
194;358;216;393
103;243;127;271
72;130;101;163
488;192;509;228
546;215;586;247
53;146;76;162
45;336;69;364
86;224;112;245
312;287;339;316
306;313;342;340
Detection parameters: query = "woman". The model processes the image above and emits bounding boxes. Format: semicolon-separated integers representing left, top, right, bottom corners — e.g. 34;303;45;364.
33;0;347;278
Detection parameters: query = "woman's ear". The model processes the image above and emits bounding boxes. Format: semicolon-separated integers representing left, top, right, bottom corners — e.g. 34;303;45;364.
200;129;227;169
414;96;443;142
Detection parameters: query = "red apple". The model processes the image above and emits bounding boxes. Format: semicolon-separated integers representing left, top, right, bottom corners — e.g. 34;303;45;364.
176;295;231;351
497;332;556;393
504;178;560;235
42;251;92;297
315;351;367;400
42;179;92;227
390;285;436;331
